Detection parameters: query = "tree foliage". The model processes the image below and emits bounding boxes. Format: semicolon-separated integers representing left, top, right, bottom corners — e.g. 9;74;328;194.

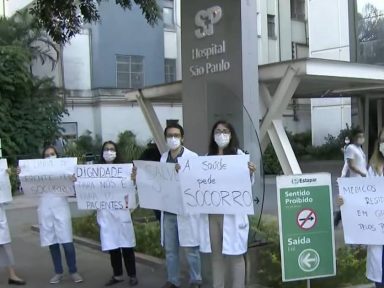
30;0;160;44
0;14;66;161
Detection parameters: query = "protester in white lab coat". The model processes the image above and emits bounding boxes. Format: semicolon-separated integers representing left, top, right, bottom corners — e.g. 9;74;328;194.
0;190;26;285
159;123;201;288
345;128;367;178
338;129;384;288
18;146;83;284
97;141;138;287
131;123;202;288
199;120;256;288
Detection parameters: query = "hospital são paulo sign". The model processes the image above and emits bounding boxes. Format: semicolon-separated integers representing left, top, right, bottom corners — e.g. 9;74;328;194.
189;6;231;78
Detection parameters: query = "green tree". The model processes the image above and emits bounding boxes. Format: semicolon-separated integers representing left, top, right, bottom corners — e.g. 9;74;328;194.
0;14;66;161
30;0;160;44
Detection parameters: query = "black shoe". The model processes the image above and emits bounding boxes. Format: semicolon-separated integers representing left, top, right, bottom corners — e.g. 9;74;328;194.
8;278;26;285
105;277;124;286
161;281;180;288
129;277;138;286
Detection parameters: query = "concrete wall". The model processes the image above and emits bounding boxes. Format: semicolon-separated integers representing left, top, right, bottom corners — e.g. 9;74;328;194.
308;0;350;61
63;30;92;90
308;0;352;145
90;1;165;88
62;102;183;144
311;98;351;146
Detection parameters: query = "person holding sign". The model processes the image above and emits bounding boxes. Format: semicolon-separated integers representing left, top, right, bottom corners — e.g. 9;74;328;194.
199;120;256;288
97;141;138;287
0;172;26;286
339;130;384;288
18;146;83;284
155;123;202;288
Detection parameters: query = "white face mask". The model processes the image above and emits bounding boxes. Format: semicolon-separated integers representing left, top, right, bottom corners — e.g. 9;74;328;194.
380;143;384;156
214;133;231;148
103;151;116;162
47;155;57;159
345;140;350;145
167;137;181;150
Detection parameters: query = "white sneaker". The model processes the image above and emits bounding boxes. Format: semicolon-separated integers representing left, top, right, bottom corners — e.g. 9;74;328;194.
49;274;63;284
71;273;84;283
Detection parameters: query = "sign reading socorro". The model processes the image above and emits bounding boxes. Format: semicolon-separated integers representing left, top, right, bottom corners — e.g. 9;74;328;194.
178;155;254;215
134;160;184;215
337;176;384;245
0;159;12;203
75;164;136;210
19;158;77;197
276;173;336;282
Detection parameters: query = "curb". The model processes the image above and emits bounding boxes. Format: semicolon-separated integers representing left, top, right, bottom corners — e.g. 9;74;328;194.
30;225;165;269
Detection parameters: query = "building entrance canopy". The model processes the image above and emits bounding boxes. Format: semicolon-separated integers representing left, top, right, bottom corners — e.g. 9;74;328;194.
126;58;384;175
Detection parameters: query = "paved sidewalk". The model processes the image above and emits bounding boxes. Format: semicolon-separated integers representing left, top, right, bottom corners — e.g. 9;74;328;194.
2;205;167;288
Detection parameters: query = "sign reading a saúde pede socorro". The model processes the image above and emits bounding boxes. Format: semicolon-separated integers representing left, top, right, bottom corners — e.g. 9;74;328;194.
178;155;254;215
276;173;336;282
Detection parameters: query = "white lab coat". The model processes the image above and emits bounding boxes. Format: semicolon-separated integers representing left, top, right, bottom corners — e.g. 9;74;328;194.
366;167;384;283
0;204;11;245
97;208;136;251
38;194;73;247
160;147;200;247
199;149;250;255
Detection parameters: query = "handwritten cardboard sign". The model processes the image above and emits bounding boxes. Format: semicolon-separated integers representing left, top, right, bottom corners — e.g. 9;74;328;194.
178;155;254;214
75;164;136;210
338;177;384;244
19;158;77;197
134;160;184;214
0;159;12;203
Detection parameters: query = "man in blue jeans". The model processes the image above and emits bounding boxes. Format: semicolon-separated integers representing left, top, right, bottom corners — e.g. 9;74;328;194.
160;123;202;288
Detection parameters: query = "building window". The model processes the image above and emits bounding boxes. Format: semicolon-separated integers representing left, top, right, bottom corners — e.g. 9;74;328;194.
267;14;276;38
60;122;78;140
163;7;174;29
116;55;144;89
291;0;306;21
165;58;176;83
166;119;179;126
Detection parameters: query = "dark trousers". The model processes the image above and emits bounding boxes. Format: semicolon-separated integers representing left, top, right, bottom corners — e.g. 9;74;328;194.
376;283;384;288
109;248;136;277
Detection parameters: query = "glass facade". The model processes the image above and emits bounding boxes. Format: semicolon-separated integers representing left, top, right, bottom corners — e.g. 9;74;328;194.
355;0;384;64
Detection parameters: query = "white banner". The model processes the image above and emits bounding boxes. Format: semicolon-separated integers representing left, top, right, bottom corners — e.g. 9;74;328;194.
338;177;384;244
178;155;254;214
19;158;77;197
0;159;12;203
75;164;136;210
134;160;184;214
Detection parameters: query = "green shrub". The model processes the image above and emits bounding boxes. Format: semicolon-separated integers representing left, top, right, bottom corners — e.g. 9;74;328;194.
116;131;145;163
64;130;102;163
134;220;164;258
8;166;19;195
72;212;100;242
263;144;283;175
65;130;145;164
